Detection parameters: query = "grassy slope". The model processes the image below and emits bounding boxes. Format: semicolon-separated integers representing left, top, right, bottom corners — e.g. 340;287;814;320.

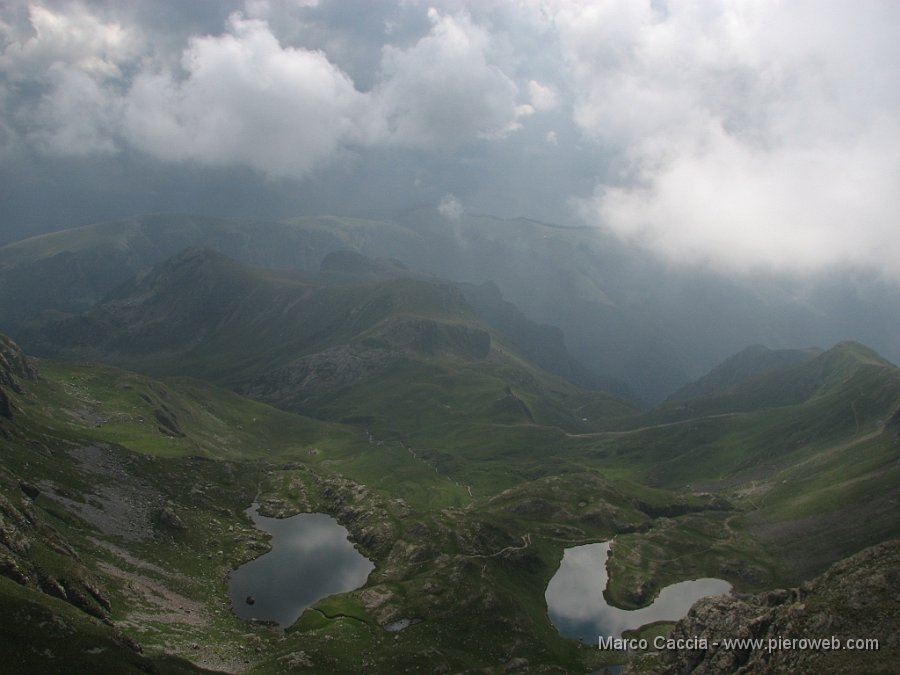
25;248;638;445
31;360;361;460
0;577;216;675
557;341;900;588
1;338;752;673
1;323;897;671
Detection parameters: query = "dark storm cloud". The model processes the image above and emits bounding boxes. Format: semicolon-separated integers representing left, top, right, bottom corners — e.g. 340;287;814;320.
1;1;898;280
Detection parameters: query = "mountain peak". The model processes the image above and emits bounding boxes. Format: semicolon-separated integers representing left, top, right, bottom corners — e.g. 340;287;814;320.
666;344;821;404
826;340;896;368
655;339;898;424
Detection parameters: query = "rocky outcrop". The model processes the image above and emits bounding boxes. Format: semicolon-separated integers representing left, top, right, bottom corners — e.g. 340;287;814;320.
0;334;37;419
155;506;187;531
0;389;12;420
0;334;37;389
241;317;491;410
153;407;185;437
240;344;400;408
626;540;900;674
368;317;490;359
632;493;732;519
0;489;112;621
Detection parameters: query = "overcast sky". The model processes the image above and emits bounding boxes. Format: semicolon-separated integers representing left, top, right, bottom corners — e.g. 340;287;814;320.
1;0;899;281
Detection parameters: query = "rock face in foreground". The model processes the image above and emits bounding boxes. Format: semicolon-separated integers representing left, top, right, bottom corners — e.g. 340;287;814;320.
627;540;900;674
0;334;37;420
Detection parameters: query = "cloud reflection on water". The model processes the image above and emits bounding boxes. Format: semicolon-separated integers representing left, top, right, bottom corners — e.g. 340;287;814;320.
229;507;374;627
546;542;731;643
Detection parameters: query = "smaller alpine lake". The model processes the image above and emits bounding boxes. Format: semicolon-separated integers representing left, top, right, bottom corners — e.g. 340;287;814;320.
546;542;731;644
228;505;374;627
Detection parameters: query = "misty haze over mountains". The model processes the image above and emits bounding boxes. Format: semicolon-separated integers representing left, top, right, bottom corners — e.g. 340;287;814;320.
2;211;899;405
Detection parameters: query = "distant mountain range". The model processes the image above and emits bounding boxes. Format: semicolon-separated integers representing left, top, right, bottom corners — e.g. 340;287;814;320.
3;212;899;403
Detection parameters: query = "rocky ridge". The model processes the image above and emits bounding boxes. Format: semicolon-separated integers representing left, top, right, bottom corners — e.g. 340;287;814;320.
626;540;900;674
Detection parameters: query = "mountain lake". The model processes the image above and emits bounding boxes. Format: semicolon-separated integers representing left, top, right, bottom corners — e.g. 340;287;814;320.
228;505;374;627
546;541;731;643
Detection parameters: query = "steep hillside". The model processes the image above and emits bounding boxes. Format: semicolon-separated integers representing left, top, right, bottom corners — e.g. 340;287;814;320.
317;250;629;396
646;341;894;424
457;280;632;397
1;218;617;397
665;345;821;404
605;342;900;492
0;334;36;420
23;247;478;371
20;248;637;442
567;341;900;590
0;214;362;322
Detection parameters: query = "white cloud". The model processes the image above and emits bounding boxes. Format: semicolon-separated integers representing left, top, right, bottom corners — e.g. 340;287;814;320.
0;3;140;156
374;8;523;147
438;193;463;220
244;0;320;21
28;62;121;155
583;121;900;273
122;13;371;179
554;0;900;277
2;4;533;176
527;80;557;111
2;5;374;175
0;3;140;80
